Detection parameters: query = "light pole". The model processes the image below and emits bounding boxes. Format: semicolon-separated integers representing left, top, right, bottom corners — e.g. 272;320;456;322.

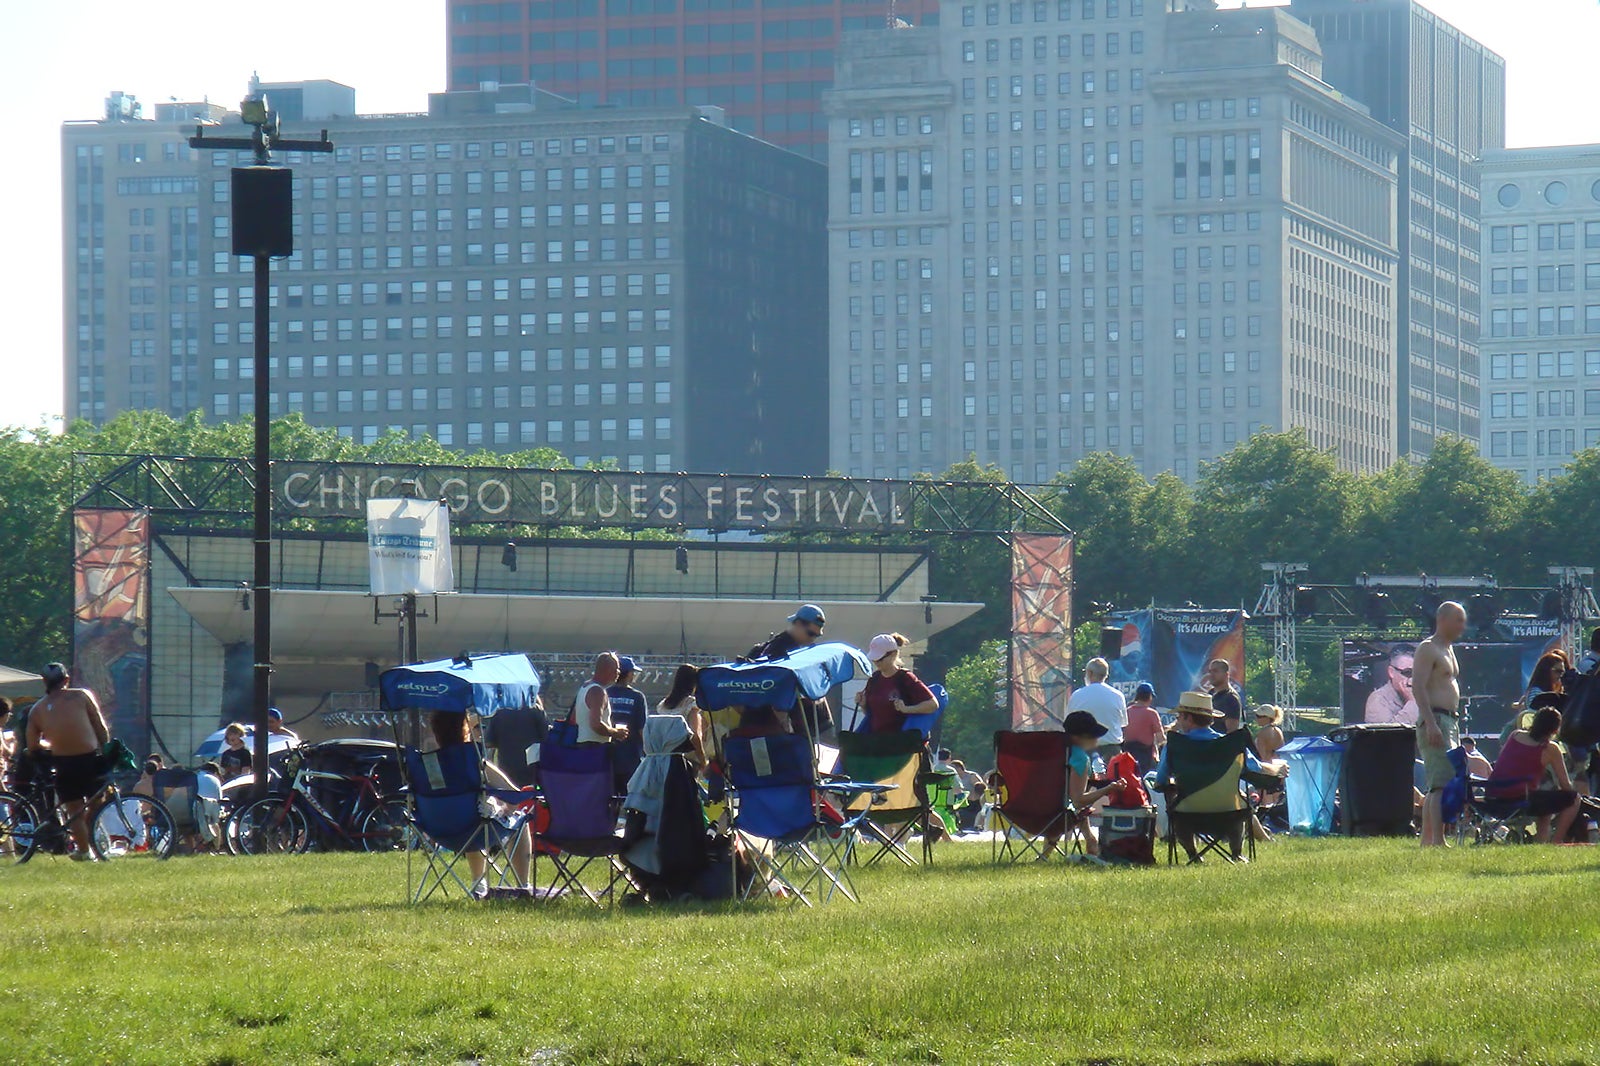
189;91;332;797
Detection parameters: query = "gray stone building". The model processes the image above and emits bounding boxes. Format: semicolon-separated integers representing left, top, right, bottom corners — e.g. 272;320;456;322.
824;0;1402;482
1477;145;1600;483
1290;0;1506;457
62;82;829;474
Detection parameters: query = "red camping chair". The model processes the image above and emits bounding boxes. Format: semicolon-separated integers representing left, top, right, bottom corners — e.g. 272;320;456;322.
990;730;1079;863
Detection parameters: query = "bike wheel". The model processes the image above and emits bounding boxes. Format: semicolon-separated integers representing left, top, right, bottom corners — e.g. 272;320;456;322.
235;798;309;855
89;792;176;860
0;791;39;864
358;796;415;853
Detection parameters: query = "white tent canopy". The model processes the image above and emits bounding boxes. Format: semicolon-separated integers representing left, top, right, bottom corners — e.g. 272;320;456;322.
0;664;42;699
168;588;984;664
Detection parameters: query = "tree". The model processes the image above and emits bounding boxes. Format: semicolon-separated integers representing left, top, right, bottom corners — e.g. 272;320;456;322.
936;639;1007;763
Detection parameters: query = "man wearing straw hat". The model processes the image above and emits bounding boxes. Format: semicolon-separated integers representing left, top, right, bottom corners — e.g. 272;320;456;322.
1154;692;1285;861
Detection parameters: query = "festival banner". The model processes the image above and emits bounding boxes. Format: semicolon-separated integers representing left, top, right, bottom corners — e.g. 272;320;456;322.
71;508;151;756
366;498;456;597
1106;608;1245;709
1009;533;1074;730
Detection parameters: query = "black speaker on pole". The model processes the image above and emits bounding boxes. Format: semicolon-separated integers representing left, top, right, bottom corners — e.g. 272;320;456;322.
1100;626;1123;660
232;166;294;257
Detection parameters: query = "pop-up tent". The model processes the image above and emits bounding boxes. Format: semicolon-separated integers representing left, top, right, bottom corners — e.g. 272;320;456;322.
1279;734;1345;836
697;641;872;716
379;653;541;719
0;665;42;700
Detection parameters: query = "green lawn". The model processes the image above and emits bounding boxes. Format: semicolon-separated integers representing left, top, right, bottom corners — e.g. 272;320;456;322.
1;839;1595;1065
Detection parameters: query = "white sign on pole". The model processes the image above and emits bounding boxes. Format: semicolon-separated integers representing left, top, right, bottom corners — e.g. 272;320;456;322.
366;498;455;596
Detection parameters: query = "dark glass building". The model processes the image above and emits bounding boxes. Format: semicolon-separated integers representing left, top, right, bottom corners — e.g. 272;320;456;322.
1290;0;1506;455
445;0;943;158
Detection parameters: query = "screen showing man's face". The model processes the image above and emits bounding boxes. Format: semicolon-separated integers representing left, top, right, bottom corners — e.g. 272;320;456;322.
1388;655;1414;702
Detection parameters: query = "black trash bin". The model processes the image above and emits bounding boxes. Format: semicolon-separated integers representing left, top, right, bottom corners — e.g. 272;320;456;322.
1328;723;1416;836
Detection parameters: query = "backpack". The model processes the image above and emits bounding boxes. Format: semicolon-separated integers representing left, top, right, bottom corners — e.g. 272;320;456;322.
1560;670;1600;748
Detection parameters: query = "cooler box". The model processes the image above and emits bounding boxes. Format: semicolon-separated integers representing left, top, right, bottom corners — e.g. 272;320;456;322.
1097;806;1156;865
1329;723;1416;836
1279;735;1344;836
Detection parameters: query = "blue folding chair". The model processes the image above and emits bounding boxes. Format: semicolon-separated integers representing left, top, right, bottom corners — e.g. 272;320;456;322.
534;727;633;907
901;683;949;740
402;744;535;903
724;732;868;906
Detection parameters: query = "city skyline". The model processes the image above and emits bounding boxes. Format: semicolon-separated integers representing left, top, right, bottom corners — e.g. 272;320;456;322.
4;0;1599;444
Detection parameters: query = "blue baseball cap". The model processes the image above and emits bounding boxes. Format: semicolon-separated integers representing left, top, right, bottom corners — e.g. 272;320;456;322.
1134;682;1155;701
616;656;637;674
267;707;283;721
788;604;826;625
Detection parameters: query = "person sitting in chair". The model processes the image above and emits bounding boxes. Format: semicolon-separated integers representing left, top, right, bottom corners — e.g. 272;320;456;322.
1154;692;1286;861
429;710;532;891
1054;710;1127;864
1488;703;1579;844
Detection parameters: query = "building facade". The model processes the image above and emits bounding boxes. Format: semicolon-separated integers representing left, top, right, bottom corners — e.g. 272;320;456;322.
824;0;1401;483
445;0;941;159
62;83;829;474
1290;0;1506;457
1477;145;1600;483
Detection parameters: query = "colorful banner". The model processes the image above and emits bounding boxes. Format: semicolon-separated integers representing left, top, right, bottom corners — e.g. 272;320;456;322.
366;497;456;597
1009;533;1074;730
1342;621;1563;736
72;509;151;756
1106;608;1245;709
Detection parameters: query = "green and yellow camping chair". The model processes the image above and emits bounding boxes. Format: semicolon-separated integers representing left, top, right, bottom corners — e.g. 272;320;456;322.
1156;729;1275;865
836;730;932;865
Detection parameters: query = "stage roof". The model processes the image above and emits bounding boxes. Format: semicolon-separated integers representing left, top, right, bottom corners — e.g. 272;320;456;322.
168;588;983;663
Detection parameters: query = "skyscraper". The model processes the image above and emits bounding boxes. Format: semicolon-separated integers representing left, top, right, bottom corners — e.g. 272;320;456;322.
445;0;941;159
1289;0;1506;456
1477;145;1600;483
825;1;1403;483
63;83;829;473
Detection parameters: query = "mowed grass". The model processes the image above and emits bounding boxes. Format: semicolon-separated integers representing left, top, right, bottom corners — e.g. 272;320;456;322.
1;839;1597;1065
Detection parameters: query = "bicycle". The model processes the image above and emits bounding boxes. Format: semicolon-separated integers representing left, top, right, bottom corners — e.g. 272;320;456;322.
232;751;408;855
0;758;176;863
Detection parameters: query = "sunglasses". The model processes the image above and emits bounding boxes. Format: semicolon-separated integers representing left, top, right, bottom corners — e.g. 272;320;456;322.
1391;667;1413;678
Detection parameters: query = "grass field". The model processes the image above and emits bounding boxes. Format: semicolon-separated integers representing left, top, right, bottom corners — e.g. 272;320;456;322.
2;838;1596;1065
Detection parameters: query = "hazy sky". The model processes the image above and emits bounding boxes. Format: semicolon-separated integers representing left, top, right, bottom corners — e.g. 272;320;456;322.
1;0;1596;431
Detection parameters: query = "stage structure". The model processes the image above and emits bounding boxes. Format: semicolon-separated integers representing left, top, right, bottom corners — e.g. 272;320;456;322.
69;454;1072;758
1253;565;1599;716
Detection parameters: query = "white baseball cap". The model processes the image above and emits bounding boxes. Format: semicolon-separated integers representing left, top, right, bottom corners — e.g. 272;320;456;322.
867;634;900;661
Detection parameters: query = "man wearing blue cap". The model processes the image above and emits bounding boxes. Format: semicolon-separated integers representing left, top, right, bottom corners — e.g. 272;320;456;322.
607;656;648;790
266;707;300;745
743;604;833;738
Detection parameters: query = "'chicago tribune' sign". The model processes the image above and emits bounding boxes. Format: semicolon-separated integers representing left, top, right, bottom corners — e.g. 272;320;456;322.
276;464;915;533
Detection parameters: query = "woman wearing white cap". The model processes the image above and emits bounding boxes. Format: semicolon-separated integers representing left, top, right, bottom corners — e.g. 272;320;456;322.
856;633;938;734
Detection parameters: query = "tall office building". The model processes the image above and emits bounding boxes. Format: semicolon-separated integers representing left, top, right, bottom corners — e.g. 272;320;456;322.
1477;146;1600;483
825;1;1402;482
446;0;941;158
63;82;828;474
1289;0;1506;457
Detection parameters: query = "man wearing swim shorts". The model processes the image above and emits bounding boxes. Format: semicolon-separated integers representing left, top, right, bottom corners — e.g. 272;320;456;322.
26;663;111;859
1410;603;1465;848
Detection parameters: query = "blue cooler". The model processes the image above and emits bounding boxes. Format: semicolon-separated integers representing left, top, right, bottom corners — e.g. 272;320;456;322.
1279;735;1344;836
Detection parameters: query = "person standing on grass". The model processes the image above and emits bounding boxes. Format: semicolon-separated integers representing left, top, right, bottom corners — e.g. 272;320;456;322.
1412;601;1466;848
25;663;111;860
858;634;938;735
1066;658;1126;761
608;656;649;791
576;652;631;747
1204;659;1245;733
1121;682;1164;774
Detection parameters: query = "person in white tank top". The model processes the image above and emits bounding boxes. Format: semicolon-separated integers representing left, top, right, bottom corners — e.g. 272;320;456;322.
575;652;630;745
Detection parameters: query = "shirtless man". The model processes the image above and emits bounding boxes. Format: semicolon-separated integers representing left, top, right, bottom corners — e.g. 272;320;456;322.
1410;602;1465;848
25;663;111;858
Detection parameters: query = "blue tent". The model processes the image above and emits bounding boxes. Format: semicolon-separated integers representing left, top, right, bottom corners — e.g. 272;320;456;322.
698;642;872;712
379;653;541;719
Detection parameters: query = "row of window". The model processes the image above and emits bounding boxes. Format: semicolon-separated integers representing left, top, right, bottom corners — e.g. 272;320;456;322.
1488;428;1597;460
211;384;672;414
1487;389;1591;419
211;348;673;380
1486;306;1600;338
209;308;675;344
1489;264;1600;294
1487;350;1600;380
960;0;1146;29
209;236;673;274
204;135;675;166
961;30;1145;62
212;274;673;310
960;77;1147;111
243;165;673;204
1488;221;1600;253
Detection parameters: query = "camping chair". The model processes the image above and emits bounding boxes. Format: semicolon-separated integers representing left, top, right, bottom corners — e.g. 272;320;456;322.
149;768;218;852
401;744;535;903
1462;772;1539;845
534;727;633;907
836;730;930;866
990;730;1081;863
924;768;964;839
724;732;868;906
1157;729;1270;865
